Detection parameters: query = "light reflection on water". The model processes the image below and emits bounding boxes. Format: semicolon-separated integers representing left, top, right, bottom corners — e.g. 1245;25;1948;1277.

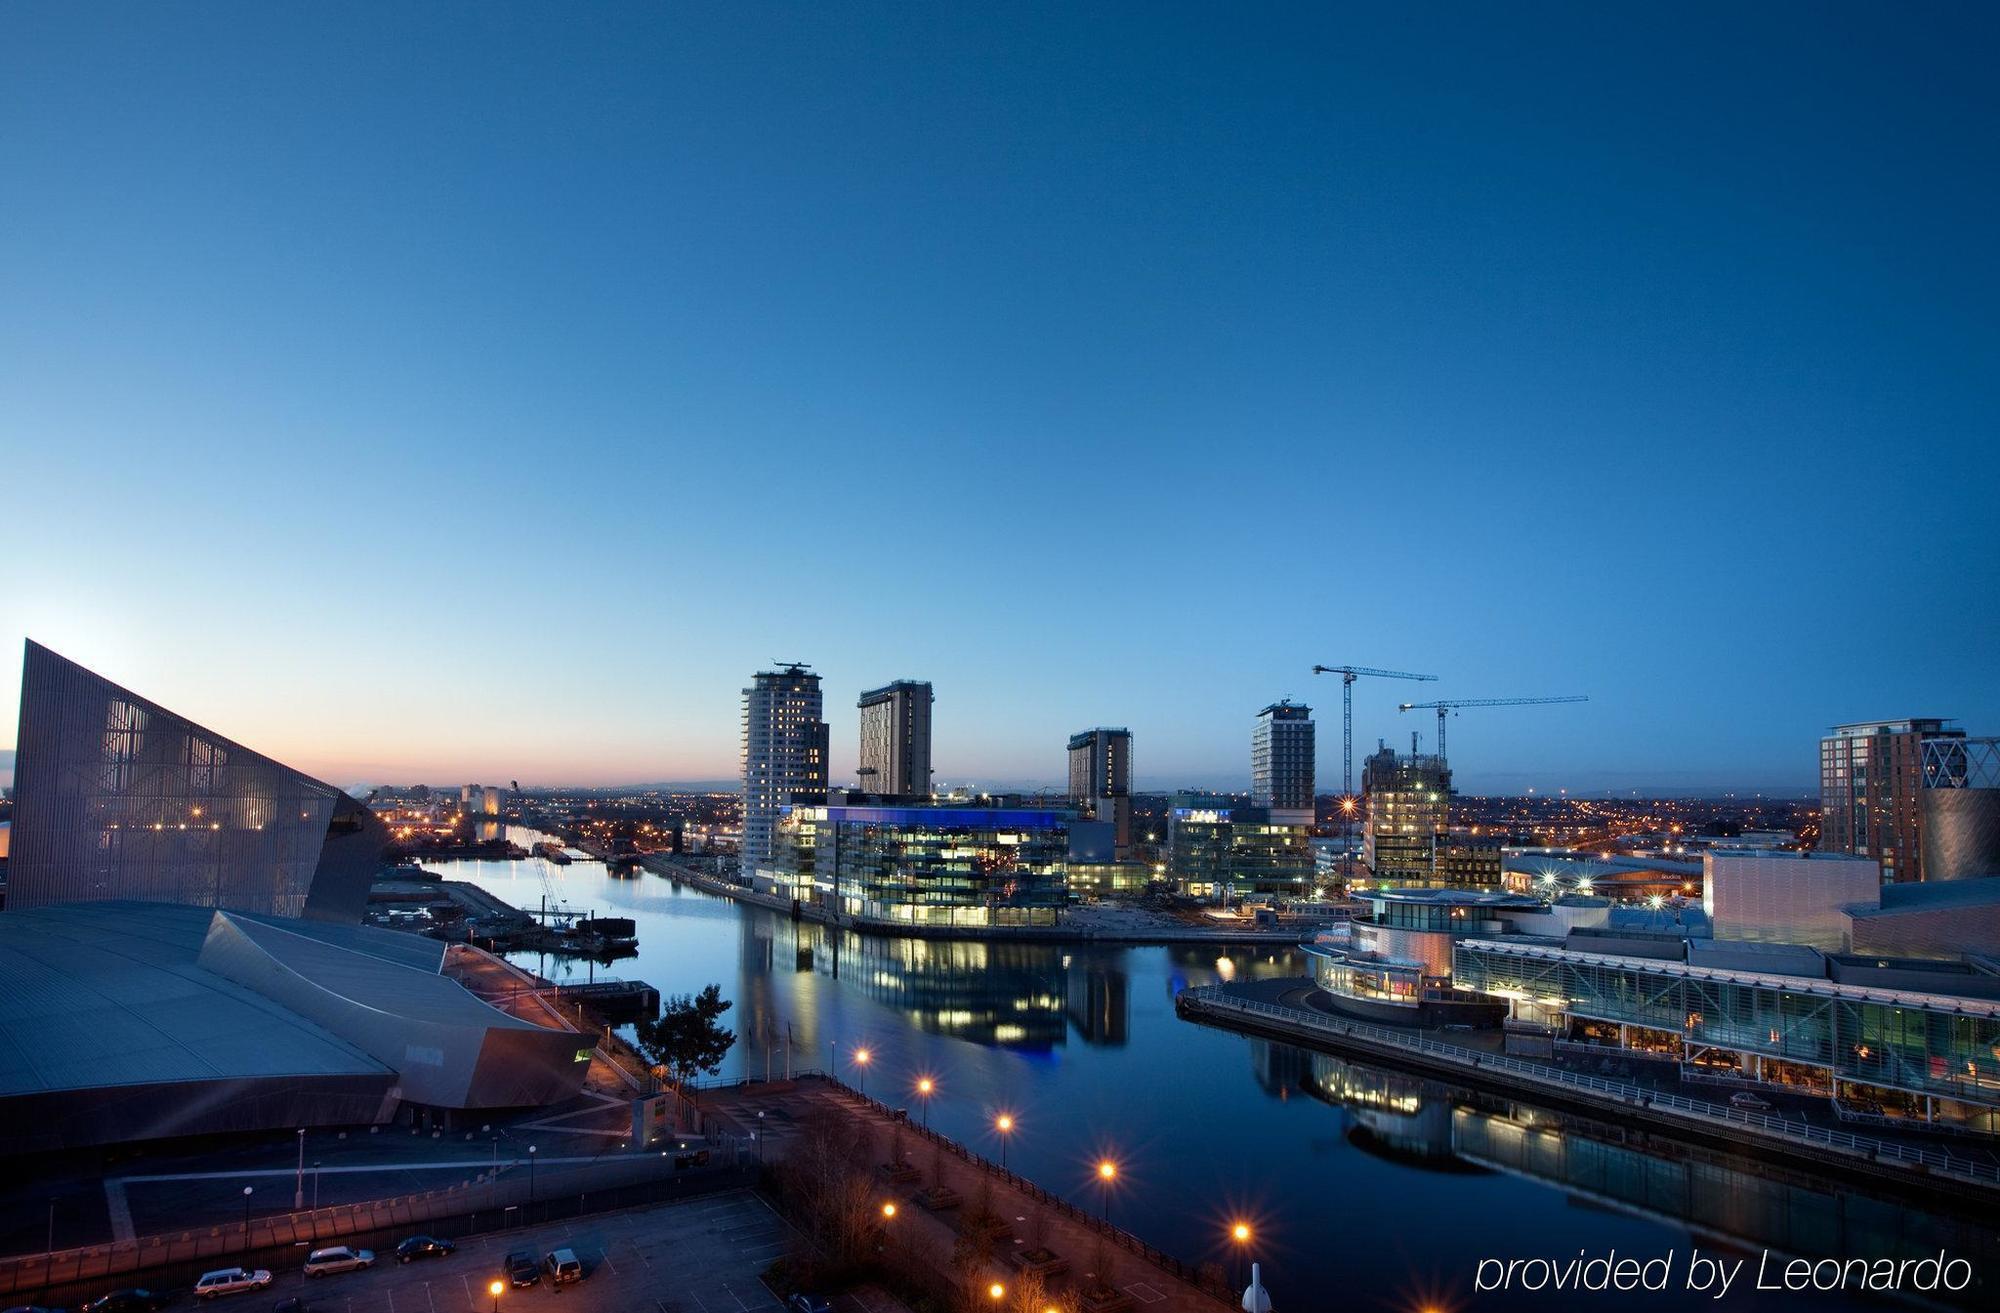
425;831;1992;1312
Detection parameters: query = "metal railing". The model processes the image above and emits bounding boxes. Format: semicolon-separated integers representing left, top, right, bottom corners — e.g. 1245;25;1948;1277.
798;1073;1234;1307
1176;986;2000;1188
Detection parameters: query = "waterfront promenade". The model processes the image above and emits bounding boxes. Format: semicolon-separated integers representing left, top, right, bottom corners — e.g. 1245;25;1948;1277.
1179;978;2000;1200
702;1076;1237;1312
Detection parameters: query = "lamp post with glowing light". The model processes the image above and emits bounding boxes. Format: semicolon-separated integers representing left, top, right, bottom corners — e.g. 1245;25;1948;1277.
1094;1158;1117;1224
916;1077;934;1128
1231;1221;1252;1292
489;1279;503;1313
853;1046;871;1099
995;1113;1014;1171
987;1281;1005;1303
241;1185;253;1236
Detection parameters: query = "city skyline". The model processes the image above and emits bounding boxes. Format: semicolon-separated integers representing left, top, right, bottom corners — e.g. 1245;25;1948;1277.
4;5;1997;793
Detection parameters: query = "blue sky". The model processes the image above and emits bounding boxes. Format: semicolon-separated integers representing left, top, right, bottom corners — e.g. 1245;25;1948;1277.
2;4;1996;795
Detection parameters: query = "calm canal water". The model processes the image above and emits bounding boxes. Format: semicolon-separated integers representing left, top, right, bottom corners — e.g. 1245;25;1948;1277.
433;832;1993;1312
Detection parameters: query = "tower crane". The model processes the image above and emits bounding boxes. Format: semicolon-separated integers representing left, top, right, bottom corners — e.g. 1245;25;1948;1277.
1311;665;1439;875
1395;695;1589;762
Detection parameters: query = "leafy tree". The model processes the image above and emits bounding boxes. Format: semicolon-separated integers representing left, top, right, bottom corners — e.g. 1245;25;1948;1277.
635;984;736;1092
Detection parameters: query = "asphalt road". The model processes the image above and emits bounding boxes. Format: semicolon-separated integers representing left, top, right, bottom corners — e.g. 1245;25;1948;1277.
124;1191;801;1313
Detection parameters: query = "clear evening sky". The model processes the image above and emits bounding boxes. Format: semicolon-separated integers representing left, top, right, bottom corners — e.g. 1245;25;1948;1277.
2;5;1996;796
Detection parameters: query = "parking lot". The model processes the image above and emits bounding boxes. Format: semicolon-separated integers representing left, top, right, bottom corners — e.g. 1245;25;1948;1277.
159;1191;801;1313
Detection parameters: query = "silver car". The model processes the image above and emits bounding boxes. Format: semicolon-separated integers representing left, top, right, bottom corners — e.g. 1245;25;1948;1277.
303;1246;376;1277
194;1268;271;1300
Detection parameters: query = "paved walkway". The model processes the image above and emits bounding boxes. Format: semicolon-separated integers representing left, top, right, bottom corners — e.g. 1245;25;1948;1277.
703;1078;1228;1313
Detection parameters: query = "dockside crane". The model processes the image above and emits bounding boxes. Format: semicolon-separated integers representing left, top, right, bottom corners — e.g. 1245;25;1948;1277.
1395;695;1589;761
1311;664;1439;874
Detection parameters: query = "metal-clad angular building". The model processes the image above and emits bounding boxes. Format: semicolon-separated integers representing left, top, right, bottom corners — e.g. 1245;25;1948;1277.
7;640;379;922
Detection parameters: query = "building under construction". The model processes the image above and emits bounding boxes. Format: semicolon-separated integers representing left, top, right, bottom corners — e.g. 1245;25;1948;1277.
1362;741;1452;883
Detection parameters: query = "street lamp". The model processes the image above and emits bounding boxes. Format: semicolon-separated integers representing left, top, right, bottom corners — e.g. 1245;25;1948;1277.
995;1114;1014;1171
294;1129;306;1209
1095;1159;1116;1223
1231;1221;1252;1291
489;1278;504;1313
528;1144;538;1209
241;1185;253;1237
853;1047;871;1098
987;1281;1005;1302
916;1077;935;1128
312;1162;322;1211
881;1202;897;1219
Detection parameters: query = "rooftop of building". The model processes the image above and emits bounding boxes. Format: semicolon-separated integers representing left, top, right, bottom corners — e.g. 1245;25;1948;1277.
800;802;1073;828
1706;848;1878;864
0;901;564;1099
1256;701;1311;719
1828;718;1958;736
0;902;390;1097
1461;933;2000;1015
858;679;933;703
1369;887;1547;909
1850;879;2000;917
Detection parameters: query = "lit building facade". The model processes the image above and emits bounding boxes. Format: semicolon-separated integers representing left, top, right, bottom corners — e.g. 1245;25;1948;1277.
856;679;933;798
741;665;829;879
1702;849;1881;951
6;640;382;922
1819;718;1960;883
1436;833;1504;888
1302;888;1605;1025
1251;701;1315;824
1455;938;2000;1134
1166;802;1314;899
776;802;1070;927
1361;743;1451;883
1067;727;1133;849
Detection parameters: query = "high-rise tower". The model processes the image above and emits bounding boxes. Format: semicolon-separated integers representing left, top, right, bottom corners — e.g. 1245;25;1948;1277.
1361;740;1451;884
856;680;933;798
742;665;828;877
1068;727;1133;848
1820;718;1960;883
1252;701;1315;825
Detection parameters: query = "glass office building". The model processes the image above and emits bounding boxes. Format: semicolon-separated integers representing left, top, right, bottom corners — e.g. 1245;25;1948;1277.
777;803;1071;927
7;640;380;922
1455;938;2000;1133
1166;803;1315;899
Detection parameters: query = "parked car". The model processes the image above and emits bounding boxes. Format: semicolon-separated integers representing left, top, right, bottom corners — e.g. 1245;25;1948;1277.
504;1250;540;1288
303;1247;374;1277
82;1292;174;1313
194;1269;272;1301
787;1296;834;1313
396;1235;457;1264
1730;1091;1774;1112
543;1249;583;1286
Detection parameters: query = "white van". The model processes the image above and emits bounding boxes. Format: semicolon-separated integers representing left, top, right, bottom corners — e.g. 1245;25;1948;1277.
544;1248;583;1285
304;1245;376;1276
194;1268;272;1300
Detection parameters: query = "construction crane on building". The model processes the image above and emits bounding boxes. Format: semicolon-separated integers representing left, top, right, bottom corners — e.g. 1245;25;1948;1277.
1310;666;1441;802
1395;695;1589;762
1311;665;1439;875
